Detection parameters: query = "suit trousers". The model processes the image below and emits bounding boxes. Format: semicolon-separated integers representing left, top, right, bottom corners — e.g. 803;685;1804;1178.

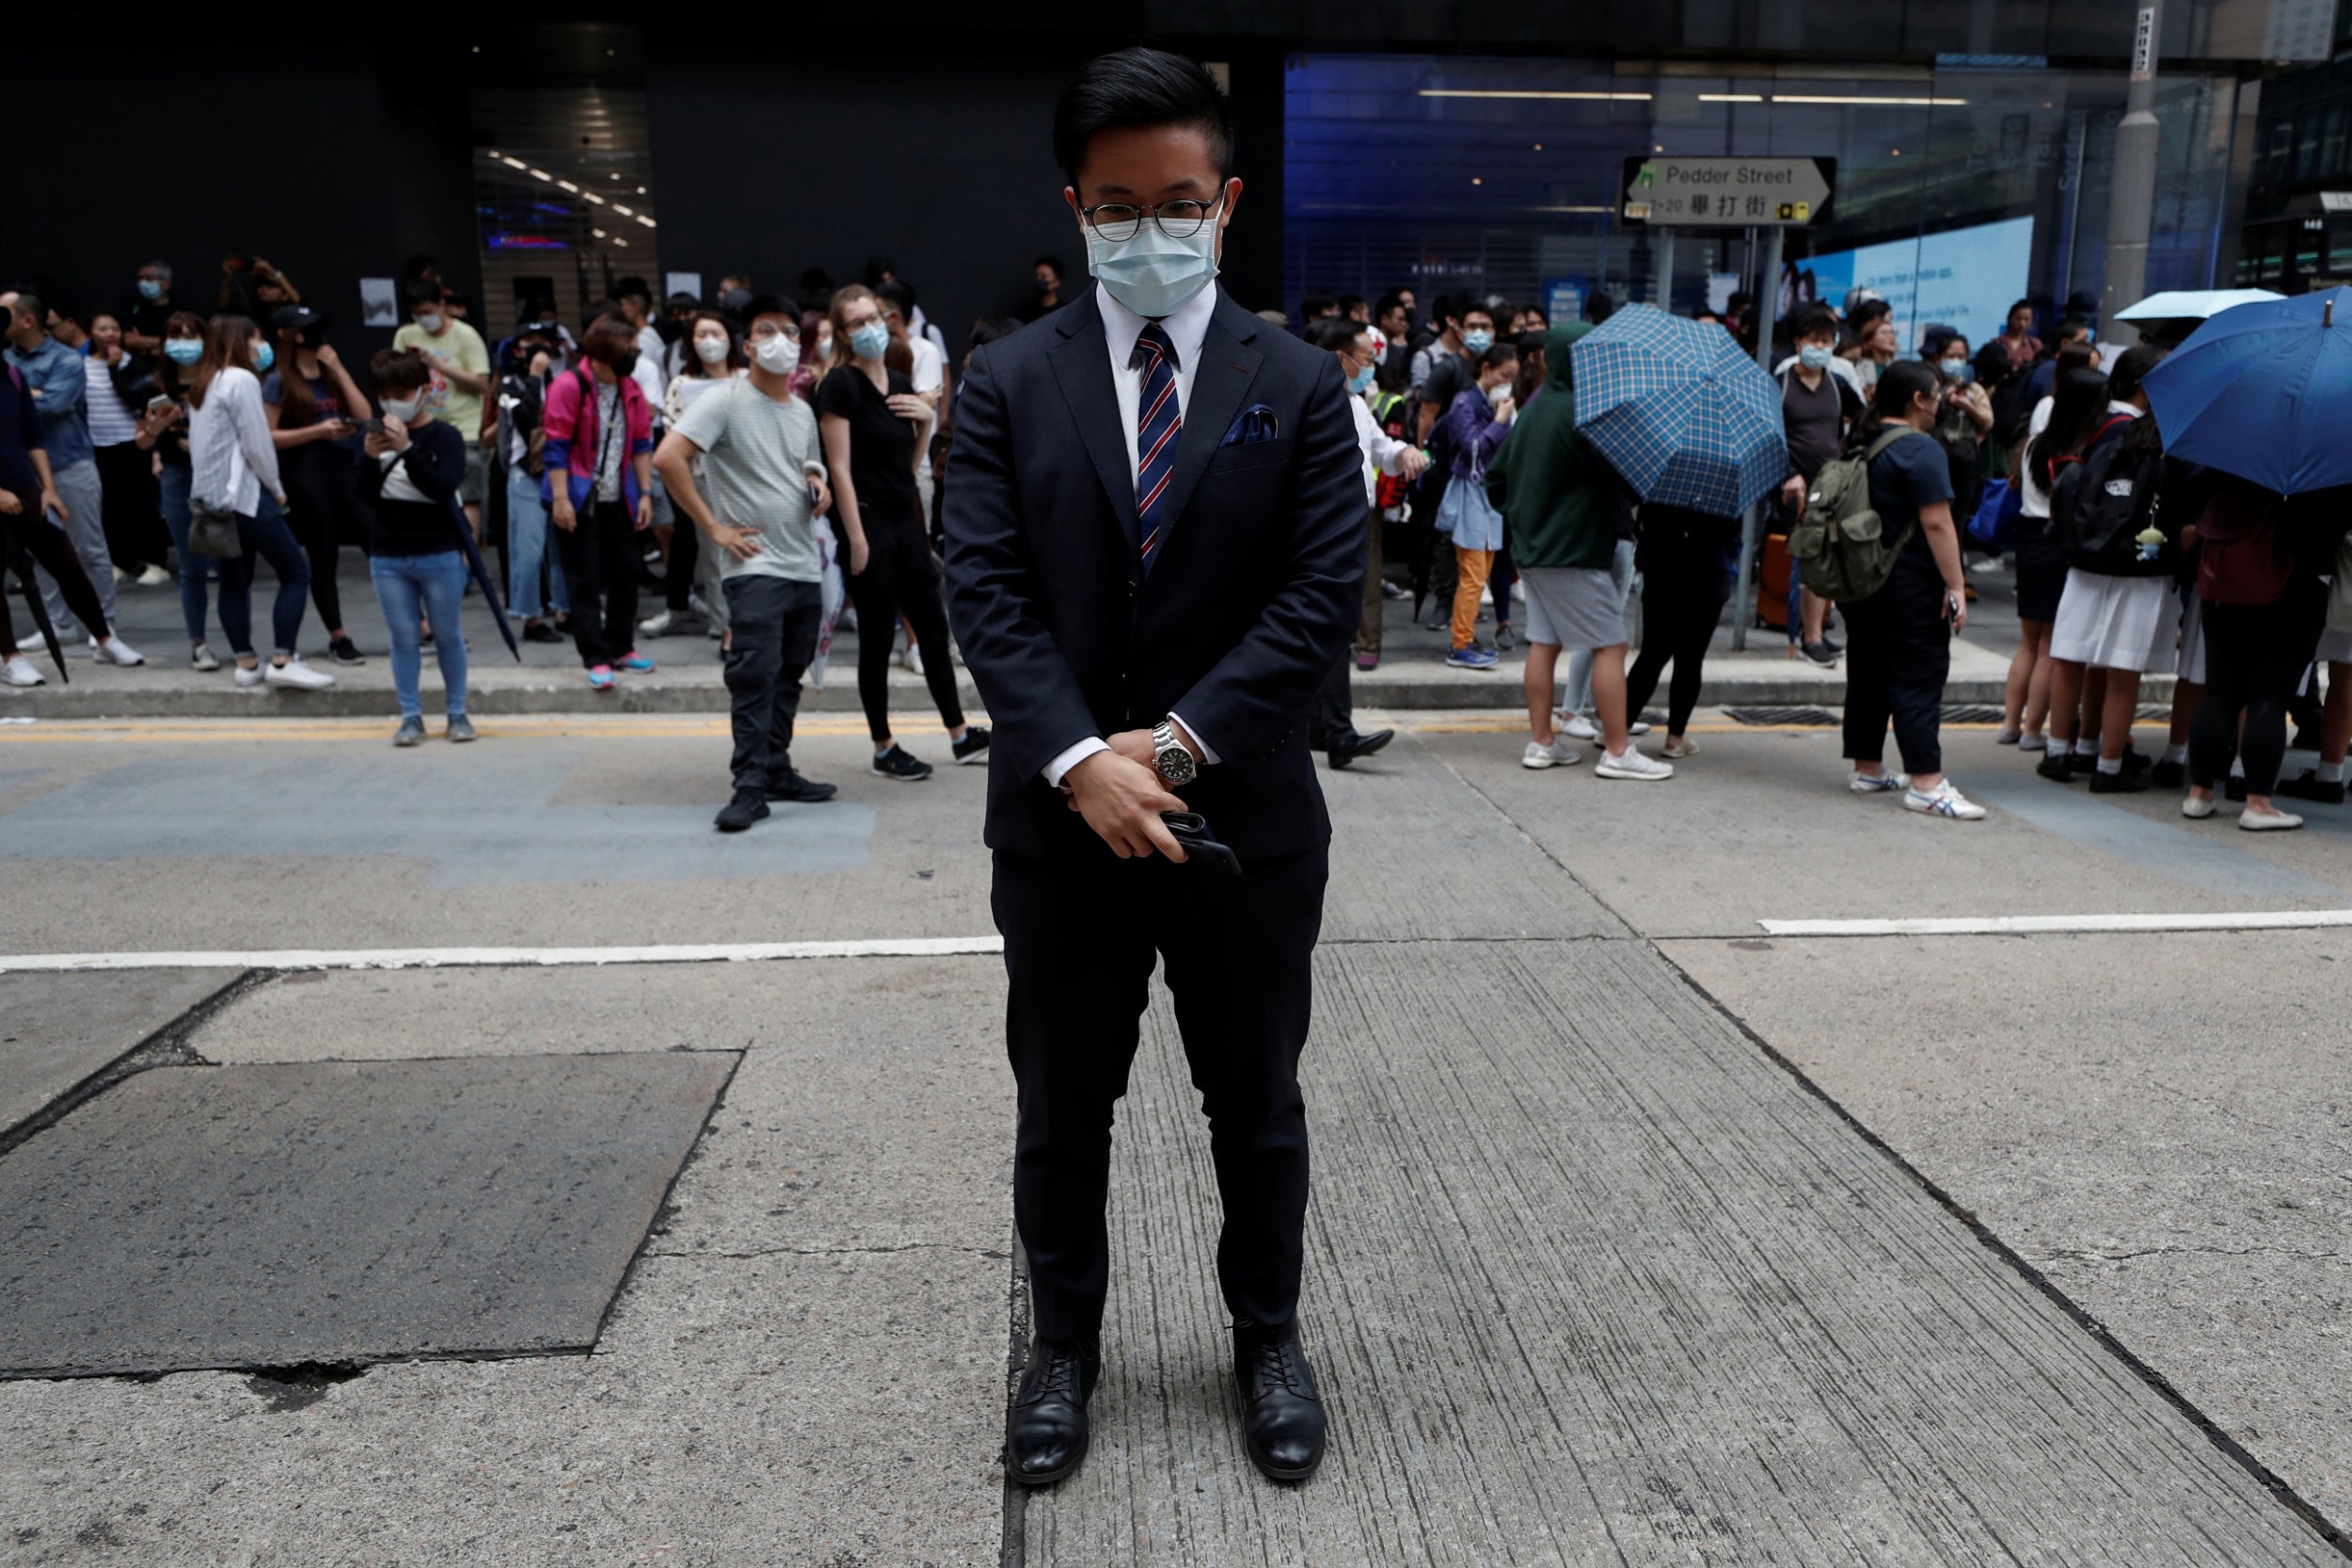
993;842;1328;1346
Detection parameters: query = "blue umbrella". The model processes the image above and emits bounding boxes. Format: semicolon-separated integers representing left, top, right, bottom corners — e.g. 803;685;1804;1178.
1570;305;1789;519
2141;286;2352;495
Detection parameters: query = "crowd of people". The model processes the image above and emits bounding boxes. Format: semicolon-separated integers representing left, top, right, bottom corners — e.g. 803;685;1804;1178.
7;248;2347;836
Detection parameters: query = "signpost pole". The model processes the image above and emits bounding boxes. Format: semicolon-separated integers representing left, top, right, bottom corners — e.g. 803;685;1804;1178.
2099;0;2164;346
1654;230;1677;311
1729;222;1787;652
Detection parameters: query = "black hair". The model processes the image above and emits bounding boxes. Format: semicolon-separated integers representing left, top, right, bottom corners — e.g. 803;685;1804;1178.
371;346;433;394
1053;46;1232;189
1374;289;1408;321
2008;298;2034;321
402;254;440;281
1845;296;1890;331
1338;293;1366;317
1459;299;1497;326
1852;359;1941;451
1479;342;1518;373
863;257;897;286
1516;330;1548;356
1582;294;1615;325
1793;304;1839;341
2055;314;2091;342
876;279;916;317
739;293;794;325
1032;255;1065;278
516;294;557;328
1431;290;1473;330
1300;292;1338;320
968;317;1024;357
612;276;651;307
2026;365;2113;483
1309;316;1371;353
404;278;445;309
2107;342;2165;405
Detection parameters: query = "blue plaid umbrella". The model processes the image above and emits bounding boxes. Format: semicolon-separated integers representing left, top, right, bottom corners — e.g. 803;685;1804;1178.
1570;306;1789;519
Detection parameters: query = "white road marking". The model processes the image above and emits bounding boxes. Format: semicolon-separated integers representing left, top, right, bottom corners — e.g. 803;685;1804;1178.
1758;910;2352;938
0;937;1006;974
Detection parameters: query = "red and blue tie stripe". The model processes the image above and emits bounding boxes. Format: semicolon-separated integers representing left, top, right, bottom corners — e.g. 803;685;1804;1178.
1134;324;1181;573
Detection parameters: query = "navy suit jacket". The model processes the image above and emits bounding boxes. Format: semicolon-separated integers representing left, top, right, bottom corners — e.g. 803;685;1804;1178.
943;287;1366;863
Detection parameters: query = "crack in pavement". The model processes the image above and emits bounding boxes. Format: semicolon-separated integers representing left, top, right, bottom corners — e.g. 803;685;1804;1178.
2034;1243;2348;1265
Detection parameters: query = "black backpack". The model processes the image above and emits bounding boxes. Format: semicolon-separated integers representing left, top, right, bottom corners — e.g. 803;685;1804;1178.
2050;417;2170;577
1990;360;2041;447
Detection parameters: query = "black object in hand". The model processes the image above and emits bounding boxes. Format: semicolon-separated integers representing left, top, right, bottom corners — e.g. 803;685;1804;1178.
1161;811;1241;877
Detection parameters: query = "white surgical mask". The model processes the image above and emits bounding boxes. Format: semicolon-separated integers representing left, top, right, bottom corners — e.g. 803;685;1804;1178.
1084;214;1220;320
752;333;801;374
382;395;422;422
1799;343;1834;371
415;312;444;335
693;335;730;366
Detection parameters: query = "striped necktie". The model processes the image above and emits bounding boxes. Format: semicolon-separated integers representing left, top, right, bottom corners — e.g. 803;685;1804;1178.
1133;323;1181;573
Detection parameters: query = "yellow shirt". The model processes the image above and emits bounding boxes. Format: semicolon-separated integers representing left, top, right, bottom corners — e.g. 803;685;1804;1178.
392;319;491;444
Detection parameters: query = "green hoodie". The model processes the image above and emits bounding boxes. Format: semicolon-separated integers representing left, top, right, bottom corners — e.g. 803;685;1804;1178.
1484;322;1629;571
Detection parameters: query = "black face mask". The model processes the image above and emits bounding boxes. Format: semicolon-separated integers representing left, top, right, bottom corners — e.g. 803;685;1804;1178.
1034;276;1056;296
611;349;640;377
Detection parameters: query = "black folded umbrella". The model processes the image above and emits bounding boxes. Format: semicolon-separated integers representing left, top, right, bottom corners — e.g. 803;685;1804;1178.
4;537;67;683
445;499;521;662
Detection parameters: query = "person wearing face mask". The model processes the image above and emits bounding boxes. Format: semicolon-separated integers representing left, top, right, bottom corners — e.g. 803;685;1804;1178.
186;315;332;689
122;261;175;356
1772;306;1867;666
393;279;492;540
1839;360;1982;819
943;46;1368;1489
541;313;658;690
644;310;743;640
817;282;982;780
1018;254;1067;323
658;296;842;830
1437;341;1517;669
1925;331;1994;553
119;312;223;665
357;349;474;745
263;307;371;666
84;311;174;588
494;329;569;644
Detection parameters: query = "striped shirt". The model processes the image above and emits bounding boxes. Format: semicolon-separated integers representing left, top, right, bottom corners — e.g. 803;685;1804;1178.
82;352;139;447
189;366;282;515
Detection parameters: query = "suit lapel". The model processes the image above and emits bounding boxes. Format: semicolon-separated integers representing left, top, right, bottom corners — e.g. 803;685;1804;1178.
1157;291;1264;541
1046;293;1140;554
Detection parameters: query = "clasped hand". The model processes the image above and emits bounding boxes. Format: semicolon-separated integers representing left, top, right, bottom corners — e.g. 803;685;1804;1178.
1064;741;1187;863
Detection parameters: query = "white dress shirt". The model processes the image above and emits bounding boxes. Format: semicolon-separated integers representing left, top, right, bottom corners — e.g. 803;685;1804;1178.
1349;392;1415;506
1040;281;1227;788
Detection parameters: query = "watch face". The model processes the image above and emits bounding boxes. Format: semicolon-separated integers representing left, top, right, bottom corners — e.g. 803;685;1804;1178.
1158;747;1197;784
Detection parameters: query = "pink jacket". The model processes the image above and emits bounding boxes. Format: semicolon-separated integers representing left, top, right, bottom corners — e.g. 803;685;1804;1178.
540;365;654;511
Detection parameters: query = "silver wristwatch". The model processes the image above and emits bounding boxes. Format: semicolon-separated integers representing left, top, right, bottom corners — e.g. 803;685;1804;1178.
1152;720;1198;786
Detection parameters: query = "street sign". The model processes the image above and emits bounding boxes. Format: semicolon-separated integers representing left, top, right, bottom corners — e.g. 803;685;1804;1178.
1620;156;1836;228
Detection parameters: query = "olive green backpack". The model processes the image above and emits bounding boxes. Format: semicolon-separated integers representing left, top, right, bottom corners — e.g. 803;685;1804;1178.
1788;425;1928;604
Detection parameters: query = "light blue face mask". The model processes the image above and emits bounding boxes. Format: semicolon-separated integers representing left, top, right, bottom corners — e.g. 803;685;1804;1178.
1460;328;1495;355
1347;362;1377;396
163;339;202;366
1941;358;1972;382
1083;214;1221;319
254;341;276;372
137;278;164;302
1799;343;1835;371
850;323;891;361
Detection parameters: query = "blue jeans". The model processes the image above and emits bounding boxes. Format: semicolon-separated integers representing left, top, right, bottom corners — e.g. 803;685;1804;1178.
156;464;217;645
1564;537;1639;715
505;467;569;620
370;550;471;720
217;493;310;658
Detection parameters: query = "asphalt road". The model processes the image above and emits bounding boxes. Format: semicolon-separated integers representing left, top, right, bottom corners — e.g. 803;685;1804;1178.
0;711;2344;1564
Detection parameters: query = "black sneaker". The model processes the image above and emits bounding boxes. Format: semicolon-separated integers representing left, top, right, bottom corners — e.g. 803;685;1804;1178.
2277;769;2347;805
714;787;770;832
2150;759;2185;788
1798;640;1838;668
2087;766;2150;794
762;768;839;803
872;744;934;782
327;635;366;666
952;726;992;766
523;621;566;644
2035;752;2079;784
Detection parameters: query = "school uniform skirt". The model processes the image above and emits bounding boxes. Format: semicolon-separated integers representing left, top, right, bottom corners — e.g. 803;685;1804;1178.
2051;569;2176;673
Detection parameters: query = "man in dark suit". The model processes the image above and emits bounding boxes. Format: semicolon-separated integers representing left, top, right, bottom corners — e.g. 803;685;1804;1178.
943;46;1365;1488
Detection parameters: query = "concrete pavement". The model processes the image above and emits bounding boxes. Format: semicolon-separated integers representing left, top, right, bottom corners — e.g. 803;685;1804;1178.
0;714;2344;1563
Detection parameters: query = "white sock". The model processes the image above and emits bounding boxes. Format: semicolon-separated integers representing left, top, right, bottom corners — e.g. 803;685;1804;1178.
2074;737;2100;757
2096;755;2122;776
2163;743;2188;765
2320;760;2347;783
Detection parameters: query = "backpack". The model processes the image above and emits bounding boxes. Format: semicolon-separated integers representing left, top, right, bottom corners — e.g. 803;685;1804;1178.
1990;359;2041;447
1788;425;1929;604
2195;488;2290;608
2051;417;2169;576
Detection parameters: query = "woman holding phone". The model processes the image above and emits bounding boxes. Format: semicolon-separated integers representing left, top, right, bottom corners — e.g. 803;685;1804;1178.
357;348;473;745
265;306;371;665
123;310;222;666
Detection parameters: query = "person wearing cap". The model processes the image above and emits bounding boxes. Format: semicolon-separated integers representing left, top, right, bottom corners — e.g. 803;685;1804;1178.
264;306;373;665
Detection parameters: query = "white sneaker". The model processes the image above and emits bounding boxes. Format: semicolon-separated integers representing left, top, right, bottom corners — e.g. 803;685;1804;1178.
136;563;172;587
233;661;266;689
1557;713;1600;742
263;657;336;690
1905;779;1987;819
1628;720;1653;736
2;654;44;687
2239;806;2303;832
1850;770;1909;794
638;609;675;637
1522;737;1582;769
95;635;145;667
190;643;221;673
1595;746;1674;781
899;641;926;676
111;564;130;584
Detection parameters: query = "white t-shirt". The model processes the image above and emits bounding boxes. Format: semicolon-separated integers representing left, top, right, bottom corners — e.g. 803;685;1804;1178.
907;334;944;395
2021;396;2056;518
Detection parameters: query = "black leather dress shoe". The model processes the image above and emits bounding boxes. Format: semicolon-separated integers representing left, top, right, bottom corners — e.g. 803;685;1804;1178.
1004;1336;1098;1486
1232;1319;1326;1482
1327;728;1395;770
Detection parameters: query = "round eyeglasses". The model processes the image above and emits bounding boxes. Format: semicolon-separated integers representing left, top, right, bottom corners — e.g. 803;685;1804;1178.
1080;193;1227;244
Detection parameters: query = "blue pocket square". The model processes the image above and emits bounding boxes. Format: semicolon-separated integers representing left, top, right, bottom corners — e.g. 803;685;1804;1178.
1219;405;1280;447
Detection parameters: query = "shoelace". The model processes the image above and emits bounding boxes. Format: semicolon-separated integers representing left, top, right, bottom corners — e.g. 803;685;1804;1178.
1032;1347;1084;1402
1249;1335;1305;1396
